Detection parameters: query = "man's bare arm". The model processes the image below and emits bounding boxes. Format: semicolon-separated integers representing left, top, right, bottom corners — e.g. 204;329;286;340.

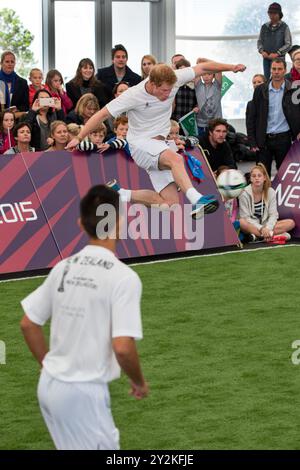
113;337;149;399
66;106;111;151
193;61;246;78
196;57;222;83
20;315;48;366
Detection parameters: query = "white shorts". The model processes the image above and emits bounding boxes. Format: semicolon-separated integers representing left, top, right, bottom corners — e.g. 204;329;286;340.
38;369;120;450
129;139;175;193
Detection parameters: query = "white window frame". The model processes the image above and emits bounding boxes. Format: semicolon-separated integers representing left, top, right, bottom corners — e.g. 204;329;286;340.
42;0;176;70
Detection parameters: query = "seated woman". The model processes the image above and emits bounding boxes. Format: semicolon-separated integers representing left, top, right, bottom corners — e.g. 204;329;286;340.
4;122;34;154
0;110;16;154
0;51;29;119
66;58;111;109
46;121;69;152
24;89;65;151
239;163;295;242
45;69;73;115
66;93;99;125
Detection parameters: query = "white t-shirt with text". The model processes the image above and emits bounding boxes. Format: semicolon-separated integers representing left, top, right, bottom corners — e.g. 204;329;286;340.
21;245;143;383
106;67;196;142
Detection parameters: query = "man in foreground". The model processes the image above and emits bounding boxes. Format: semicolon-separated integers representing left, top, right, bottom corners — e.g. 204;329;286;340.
20;185;148;450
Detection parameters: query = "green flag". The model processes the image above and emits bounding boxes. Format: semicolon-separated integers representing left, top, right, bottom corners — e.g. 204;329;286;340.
221;75;234;97
179;111;198;137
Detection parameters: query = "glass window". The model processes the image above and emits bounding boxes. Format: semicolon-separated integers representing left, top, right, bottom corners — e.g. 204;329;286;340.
176;38;262;120
176;0;300;120
112;1;150;76
54;1;95;83
176;0;300;36
0;0;43;78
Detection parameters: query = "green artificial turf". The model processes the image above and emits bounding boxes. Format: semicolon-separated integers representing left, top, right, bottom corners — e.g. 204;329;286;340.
1;246;300;450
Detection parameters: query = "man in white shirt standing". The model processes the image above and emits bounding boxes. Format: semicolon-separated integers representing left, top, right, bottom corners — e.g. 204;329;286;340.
20;185;148;450
67;61;246;219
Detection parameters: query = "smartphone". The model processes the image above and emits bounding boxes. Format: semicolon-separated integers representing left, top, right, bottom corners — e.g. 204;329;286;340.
39;97;55;107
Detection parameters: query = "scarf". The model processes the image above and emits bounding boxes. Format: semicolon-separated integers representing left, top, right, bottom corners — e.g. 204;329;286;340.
0;70;17;108
291;67;300;83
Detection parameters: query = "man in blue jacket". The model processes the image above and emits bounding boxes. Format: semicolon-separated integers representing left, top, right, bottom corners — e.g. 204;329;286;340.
97;44;141;99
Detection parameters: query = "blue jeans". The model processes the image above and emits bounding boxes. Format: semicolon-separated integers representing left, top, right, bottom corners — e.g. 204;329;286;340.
263;58;271;80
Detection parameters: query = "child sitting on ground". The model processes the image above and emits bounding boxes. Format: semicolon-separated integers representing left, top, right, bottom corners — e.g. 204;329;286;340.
239;163;295;243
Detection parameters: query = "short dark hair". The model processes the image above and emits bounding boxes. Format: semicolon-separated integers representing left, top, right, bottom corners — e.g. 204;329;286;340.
12;122;32;139
175;58;191;69
112;81;129;97
171;54;184;61
271;58;287;69
208;118;229;133
112;44;128;60
80;185;120;239
289;45;300;56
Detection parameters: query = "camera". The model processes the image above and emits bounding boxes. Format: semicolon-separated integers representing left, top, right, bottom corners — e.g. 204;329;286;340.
39;97;55;107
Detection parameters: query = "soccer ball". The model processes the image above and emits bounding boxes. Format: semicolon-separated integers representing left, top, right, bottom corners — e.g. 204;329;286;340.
217;169;247;199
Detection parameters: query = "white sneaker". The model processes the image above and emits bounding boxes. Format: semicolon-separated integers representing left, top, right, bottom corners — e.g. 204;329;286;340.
282;232;291;241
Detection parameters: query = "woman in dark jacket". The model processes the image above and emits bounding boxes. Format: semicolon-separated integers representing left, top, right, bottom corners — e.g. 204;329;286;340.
0;51;29;118
24;89;65;151
66;93;99;125
66;58;111;109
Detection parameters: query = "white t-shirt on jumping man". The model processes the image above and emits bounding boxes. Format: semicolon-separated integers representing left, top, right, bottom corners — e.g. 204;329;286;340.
21;245;143;384
107;67;196;143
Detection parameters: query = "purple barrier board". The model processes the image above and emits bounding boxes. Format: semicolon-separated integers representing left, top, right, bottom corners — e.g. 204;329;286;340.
0;154;61;274
272;141;300;237
0;148;239;275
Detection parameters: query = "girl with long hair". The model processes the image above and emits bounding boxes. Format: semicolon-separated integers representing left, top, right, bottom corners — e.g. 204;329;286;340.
141;54;157;79
45;69;73;115
239;163;295;241
66;58;110;109
0;110;16;154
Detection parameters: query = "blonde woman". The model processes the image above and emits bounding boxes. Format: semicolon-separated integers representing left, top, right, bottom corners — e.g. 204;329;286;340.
46;121;69;152
66;93;99;125
239;163;295;242
141;54;157;79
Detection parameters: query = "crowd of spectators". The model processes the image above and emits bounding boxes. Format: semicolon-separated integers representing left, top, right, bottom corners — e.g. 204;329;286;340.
0;2;300;188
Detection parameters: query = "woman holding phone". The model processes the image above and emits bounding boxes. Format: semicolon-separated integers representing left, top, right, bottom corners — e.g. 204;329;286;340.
24;89;65;150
